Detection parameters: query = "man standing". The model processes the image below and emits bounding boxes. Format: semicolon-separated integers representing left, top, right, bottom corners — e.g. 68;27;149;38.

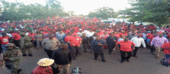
3;43;22;74
88;33;98;53
0;33;10;53
91;36;106;62
106;33;117;55
64;33;72;50
118;35;125;42
35;31;44;50
116;38;135;63
42;34;61;58
12;31;21;48
20;33;33;56
161;42;170;58
151;34;169;59
52;43;72;74
81;33;89;52
131;34;146;58
77;29;83;37
68;33;82;60
56;30;65;43
31;58;54;74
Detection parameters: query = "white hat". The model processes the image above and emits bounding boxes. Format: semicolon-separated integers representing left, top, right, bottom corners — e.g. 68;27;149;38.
37;58;54;66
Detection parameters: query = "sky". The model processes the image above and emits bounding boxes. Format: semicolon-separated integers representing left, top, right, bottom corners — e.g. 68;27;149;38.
5;0;131;15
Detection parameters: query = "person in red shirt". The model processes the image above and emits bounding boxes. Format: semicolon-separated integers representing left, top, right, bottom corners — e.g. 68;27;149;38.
12;31;21;47
64;33;72;43
116;38;135;63
149;25;156;30
0;33;10;52
68;33;82;60
161;42;170;58
28;31;36;46
31;58;54;74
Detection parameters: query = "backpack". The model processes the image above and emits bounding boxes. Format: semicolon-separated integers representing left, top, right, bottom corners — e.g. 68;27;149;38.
160;57;170;67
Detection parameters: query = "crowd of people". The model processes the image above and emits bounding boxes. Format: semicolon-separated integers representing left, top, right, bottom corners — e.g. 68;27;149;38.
0;17;170;74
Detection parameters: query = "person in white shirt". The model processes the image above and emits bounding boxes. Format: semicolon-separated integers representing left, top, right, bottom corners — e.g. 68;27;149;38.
77;29;83;37
88;29;94;37
131;34;146;58
118;35;125;42
84;29;91;37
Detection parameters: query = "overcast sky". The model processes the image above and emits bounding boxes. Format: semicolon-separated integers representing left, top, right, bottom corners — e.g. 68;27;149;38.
5;0;131;15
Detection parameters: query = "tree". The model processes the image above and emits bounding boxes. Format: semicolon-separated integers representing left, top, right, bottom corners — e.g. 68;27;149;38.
88;7;117;19
120;0;170;25
0;0;69;21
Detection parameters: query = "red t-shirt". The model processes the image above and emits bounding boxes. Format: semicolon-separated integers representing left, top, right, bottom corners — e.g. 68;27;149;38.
0;36;10;45
116;41;135;52
69;36;82;46
28;33;36;40
12;33;21;40
114;34;120;39
161;43;170;54
149;26;156;30
64;36;72;42
31;66;53;74
167;34;170;38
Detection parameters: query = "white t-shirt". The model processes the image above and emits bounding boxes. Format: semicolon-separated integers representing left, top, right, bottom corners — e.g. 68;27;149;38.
131;37;146;47
6;33;12;37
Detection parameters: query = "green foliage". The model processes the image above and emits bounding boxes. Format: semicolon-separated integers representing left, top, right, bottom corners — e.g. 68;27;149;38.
0;0;69;21
120;0;170;25
88;7;117;19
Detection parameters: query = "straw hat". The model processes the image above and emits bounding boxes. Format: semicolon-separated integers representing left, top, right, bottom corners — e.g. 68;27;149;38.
37;58;54;66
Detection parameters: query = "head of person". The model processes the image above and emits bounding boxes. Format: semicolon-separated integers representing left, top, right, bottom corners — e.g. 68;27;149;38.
48;34;53;40
96;36;101;40
104;32;107;35
61;43;68;50
60;31;63;34
6;43;16;50
16;31;19;34
93;33;97;36
2;33;6;37
137;34;141;38
67;32;72;36
73;33;77;37
120;35;125;38
20;33;25;37
110;33;114;37
96;30;100;33
90;29;93;32
30;31;33;34
124;38;129;42
37;58;54;68
79;29;82;32
159;34;163;38
82;33;86;37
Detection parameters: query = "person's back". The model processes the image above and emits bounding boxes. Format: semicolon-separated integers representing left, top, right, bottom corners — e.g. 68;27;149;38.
117;40;135;52
52;48;71;65
162;42;170;55
35;33;43;41
52;44;72;74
